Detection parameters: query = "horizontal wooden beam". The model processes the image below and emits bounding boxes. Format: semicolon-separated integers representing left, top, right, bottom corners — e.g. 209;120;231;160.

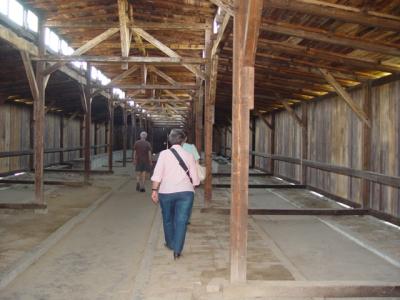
261;21;400;57
263;0;400;32
258;40;400;74
135;98;191;103
252;152;400;188
201;207;369;215
108;84;198;90
208;0;235;15
33;55;206;64
45;21;211;30
0;179;84;186
213;184;306;188
212;172;272;177
0;203;47;210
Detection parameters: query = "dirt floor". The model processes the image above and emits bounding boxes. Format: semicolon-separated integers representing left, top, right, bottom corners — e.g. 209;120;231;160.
0;162;399;299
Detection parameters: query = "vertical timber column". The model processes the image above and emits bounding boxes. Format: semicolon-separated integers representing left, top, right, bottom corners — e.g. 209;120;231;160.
60;114;64;164
108;100;114;172
84;64;92;183
105;121;109;153
361;81;372;207
204;55;219;207
29;108;34;170
94;122;98;155
230;0;263;283
122;106;128;167
195;77;204;153
34;20;46;204
251;115;256;168
79;118;84;158
300;103;308;184
131;111;136;142
270;112;275;174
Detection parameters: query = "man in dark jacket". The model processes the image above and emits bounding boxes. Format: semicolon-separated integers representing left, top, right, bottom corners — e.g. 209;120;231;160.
133;131;152;192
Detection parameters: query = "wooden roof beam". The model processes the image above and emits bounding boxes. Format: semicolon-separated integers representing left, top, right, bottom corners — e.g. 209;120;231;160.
263;0;400;32
261;21;400;57
211;13;231;56
106;84;198;90
255;110;273;130
208;0;235;15
42;28;120;76
118;0;131;70
258;40;400;74
280;100;304;127
20;51;39;103
132;27;205;79
319;68;371;127
33;55;205;64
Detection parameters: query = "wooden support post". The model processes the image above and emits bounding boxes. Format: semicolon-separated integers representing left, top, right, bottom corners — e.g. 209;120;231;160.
34;21;46;205
29;108;34;170
224;127;228;156
108;100;114;172
361;81;372;208
84;64;92;183
195;78;204;153
60;114;64;163
251;115;256;168
122;106;128;167
270;112;275;174
300;103;308;184
94;122;98;155
79;118;84;158
118;0;130;70
230;0;263;283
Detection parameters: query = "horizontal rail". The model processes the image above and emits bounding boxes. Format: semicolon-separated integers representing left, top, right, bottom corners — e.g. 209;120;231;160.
252;152;400;188
201;208;369;216
212;184;306;189
0;145;109;158
0;179;84;186
212;172;272;177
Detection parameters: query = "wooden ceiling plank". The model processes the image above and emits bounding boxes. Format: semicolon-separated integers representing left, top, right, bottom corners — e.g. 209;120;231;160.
319;68;371;127
264;0;400;32
132;27;205;79
261;21;400;57
43;28;120;76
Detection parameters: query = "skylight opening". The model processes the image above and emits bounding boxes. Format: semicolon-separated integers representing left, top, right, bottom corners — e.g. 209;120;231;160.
61;40;73;55
0;0;9;16
8;0;23;26
26;10;38;32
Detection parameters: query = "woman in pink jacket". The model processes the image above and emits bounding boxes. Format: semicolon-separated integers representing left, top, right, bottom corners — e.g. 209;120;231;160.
151;129;200;259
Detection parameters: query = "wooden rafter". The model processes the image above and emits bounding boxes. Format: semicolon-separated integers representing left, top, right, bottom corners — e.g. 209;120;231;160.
261;21;400;57
242;0;264;66
20;51;39;103
211;13;231;56
256;110;273;130
118;0;130;70
319;68;371;127
132;27;205;79
34;55;205;64
43;28;120;76
280;101;304;127
148;66;178;85
208;0;235;15
263;0;400;32
107;84;198;90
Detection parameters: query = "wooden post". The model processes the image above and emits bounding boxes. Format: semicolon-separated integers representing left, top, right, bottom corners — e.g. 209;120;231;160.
300;103;308;184
270;112;275;174
361;81;372;207
79;118;84;158
251;115;256;169
122;106;128;167
34;20;46;205
60;114;64;164
131;111;136;143
108;100;114;172
195;77;204;153
94;122;98;155
230;0;263;283
29;108;34;170
105;121;109;153
84;64;92;183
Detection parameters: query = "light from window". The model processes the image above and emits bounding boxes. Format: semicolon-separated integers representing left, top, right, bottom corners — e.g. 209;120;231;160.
91;66;98;80
0;0;9;16
8;0;23;26
26;10;38;32
213;18;218;34
48;30;60;52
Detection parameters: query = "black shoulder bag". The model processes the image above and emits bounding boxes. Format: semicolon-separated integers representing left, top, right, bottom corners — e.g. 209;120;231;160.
170;148;193;184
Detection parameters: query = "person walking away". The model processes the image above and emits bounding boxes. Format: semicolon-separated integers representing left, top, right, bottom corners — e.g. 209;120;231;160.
133;131;152;192
151;129;200;259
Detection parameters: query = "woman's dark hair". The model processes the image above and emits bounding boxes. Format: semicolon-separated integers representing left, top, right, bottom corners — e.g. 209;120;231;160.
168;128;186;145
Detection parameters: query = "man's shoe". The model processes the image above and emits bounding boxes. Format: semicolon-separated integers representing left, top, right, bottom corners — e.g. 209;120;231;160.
136;183;140;191
140;188;145;192
173;252;181;260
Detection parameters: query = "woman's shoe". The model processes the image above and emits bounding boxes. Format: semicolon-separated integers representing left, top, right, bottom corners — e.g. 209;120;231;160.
173;252;181;260
164;243;173;250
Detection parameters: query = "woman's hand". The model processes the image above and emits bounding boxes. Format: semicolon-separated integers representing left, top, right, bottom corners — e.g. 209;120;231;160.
151;190;159;204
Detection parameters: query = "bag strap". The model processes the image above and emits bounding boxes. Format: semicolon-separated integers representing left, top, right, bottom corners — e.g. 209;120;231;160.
169;148;193;184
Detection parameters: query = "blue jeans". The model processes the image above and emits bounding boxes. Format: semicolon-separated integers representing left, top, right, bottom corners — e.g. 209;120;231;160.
159;191;194;254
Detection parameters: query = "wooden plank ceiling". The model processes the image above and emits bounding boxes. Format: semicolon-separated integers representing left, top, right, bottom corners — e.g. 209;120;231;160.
7;0;400;126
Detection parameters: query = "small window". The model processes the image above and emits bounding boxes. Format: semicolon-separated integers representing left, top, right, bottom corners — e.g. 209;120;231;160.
0;0;9;16
48;30;60;52
8;0;23;26
26;10;38;32
61;40;73;55
213;17;218;34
